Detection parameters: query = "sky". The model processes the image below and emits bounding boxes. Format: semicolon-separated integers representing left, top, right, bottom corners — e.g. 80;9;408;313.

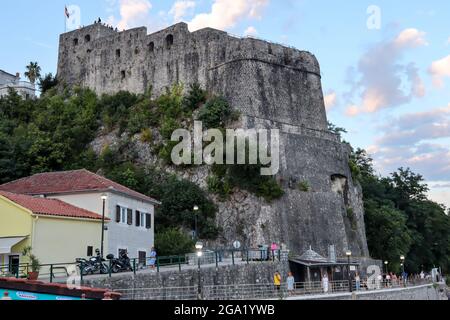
1;0;449;208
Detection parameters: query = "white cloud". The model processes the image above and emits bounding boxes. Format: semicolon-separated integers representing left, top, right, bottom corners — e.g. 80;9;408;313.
116;0;152;30
169;1;196;22
345;28;427;117
429;55;450;88
324;91;337;110
393;28;428;48
244;26;258;37
188;0;269;31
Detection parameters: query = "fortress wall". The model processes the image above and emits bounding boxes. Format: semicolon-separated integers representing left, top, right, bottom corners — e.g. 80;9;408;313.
57;23;327;130
58;23;369;258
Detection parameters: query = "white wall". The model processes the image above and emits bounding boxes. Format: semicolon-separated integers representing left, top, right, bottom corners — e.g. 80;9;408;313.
49;192;154;259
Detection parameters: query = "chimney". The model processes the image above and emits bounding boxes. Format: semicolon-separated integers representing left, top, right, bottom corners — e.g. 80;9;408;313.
15;72;20;80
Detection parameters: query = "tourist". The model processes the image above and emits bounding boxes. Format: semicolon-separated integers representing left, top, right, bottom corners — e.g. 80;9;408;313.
386;273;391;288
287;272;295;295
149;247;157;271
271;242;278;260
420;271;425;280
376;273;382;290
273;271;282;292
322;274;329;294
355;273;361;291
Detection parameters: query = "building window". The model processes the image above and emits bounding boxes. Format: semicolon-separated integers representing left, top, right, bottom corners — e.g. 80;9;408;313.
85;34;91;42
119;206;127;223
121;70;126;80
116;49;121;58
87;246;93;257
165;34;174;49
135;47;140;55
148;42;154;52
73;38;79;46
127;209;133;225
138;251;146;266
146;213;152;230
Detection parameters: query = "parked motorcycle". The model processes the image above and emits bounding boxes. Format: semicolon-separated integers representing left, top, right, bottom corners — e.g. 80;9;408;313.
107;250;132;273
77;249;108;275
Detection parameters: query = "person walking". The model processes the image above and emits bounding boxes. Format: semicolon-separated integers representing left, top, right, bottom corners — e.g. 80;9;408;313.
287;272;295;295
274;271;282;292
322;274;329;294
355;273;361;291
149;247;157;272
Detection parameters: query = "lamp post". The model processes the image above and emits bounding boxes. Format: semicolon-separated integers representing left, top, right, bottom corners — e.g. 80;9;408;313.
193;205;199;241
384;261;389;275
346;250;352;292
195;241;203;300
100;194;108;258
400;255;405;286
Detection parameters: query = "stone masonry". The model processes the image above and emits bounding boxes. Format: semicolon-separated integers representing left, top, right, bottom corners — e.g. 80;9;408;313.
57;22;370;258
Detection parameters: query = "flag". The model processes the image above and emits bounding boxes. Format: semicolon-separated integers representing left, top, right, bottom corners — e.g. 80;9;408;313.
65;6;70;19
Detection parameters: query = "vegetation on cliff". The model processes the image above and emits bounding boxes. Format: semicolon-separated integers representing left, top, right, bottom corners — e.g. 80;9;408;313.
0;84;283;255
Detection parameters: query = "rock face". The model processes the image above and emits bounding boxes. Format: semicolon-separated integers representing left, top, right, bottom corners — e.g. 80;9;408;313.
58;22;369;258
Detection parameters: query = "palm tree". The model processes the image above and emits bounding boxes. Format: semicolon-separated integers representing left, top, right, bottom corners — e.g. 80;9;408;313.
24;62;41;84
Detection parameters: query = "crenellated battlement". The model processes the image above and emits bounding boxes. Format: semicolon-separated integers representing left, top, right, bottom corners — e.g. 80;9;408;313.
57;22;326;130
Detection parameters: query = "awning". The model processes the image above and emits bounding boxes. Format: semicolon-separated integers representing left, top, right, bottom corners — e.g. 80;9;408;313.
0;237;27;255
290;258;360;267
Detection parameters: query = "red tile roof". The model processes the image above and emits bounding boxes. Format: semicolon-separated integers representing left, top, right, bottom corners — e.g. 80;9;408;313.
0;191;108;221
0;169;160;204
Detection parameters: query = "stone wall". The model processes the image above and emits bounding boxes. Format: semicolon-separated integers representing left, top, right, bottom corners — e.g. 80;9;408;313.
59;22;370;258
83;261;290;299
295;284;446;301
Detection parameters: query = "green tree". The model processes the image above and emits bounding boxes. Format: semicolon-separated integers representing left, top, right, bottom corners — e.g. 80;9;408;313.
155;228;195;256
24;62;41;84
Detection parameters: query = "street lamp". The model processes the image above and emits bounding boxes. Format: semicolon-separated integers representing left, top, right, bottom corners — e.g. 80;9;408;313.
346;250;352;292
400;255;406;286
195;241;203;300
384;261;389;274
100;194;108;258
193;205;199;241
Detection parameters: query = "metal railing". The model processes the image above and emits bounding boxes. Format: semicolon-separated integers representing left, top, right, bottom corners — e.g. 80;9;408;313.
115;279;435;301
115;280;351;300
0;249;287;283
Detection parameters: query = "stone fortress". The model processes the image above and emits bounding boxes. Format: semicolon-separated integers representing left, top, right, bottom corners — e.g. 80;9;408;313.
57;22;370;259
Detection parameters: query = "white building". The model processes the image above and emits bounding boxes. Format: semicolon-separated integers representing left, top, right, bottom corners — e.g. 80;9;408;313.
0;169;160;263
0;70;36;99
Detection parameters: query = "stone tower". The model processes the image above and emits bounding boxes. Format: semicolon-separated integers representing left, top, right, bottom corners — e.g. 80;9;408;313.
57;22;370;258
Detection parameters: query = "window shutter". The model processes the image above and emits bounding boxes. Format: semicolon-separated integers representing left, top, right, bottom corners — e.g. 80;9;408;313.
116;205;121;223
146;214;151;229
136;211;140;227
127;209;133;225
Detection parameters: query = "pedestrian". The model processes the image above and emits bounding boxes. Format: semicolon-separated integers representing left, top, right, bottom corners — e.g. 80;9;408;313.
287;272;295;295
273;271;282;292
355;273;361;291
271;242;278;260
149;247;157;271
322;273;329;293
376;273;382;290
386;273;391;288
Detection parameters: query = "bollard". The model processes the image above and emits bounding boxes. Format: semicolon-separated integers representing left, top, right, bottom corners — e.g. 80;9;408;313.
50;264;54;283
1;291;12;300
157;257;160;273
133;259;136;276
231;250;235;266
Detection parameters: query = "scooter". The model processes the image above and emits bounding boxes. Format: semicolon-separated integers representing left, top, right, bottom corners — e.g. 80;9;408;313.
107;251;132;273
77;249;108;275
